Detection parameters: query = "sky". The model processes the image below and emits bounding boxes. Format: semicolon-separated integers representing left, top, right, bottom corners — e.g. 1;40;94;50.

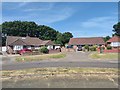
2;2;118;37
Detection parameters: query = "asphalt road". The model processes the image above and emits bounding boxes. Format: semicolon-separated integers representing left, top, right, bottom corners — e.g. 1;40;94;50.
1;52;119;70
2;61;118;70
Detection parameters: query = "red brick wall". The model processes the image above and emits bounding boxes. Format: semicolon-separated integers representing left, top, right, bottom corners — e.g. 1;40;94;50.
97;48;120;53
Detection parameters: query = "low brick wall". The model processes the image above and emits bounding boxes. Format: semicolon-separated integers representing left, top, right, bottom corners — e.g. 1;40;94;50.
104;49;120;53
61;48;75;52
49;49;61;54
97;49;120;53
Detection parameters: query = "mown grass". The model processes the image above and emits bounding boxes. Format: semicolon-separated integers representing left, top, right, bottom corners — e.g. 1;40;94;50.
15;53;66;62
2;68;118;81
89;52;118;59
2;68;118;76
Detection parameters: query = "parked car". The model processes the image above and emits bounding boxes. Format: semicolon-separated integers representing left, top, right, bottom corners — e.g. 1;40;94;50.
67;45;73;48
77;46;82;51
19;48;32;55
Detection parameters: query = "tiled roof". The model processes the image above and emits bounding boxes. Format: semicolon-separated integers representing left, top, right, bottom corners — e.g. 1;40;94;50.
107;36;120;42
6;36;54;46
41;40;55;45
68;37;105;45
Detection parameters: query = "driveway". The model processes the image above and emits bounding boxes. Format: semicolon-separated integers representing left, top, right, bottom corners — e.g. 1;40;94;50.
2;52;118;70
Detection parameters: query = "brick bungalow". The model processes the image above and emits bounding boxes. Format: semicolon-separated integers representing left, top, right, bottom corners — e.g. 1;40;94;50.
106;35;120;49
6;36;59;54
68;37;105;47
104;36;120;53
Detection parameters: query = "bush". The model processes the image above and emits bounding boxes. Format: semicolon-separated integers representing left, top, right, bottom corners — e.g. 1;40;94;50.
84;45;89;51
90;45;97;51
107;46;112;50
39;46;49;54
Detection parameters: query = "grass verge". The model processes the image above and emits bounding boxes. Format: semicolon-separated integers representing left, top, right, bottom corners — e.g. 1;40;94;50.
15;53;66;62
2;68;118;81
89;52;118;59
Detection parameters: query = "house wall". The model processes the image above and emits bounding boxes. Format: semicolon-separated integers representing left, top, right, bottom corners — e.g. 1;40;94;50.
34;46;40;50
26;46;32;49
0;46;7;52
47;45;53;50
55;46;60;49
111;42;120;47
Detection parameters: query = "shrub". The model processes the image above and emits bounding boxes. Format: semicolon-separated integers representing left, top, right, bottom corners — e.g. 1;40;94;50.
84;45;89;51
90;45;97;51
107;46;112;50
39;46;49;54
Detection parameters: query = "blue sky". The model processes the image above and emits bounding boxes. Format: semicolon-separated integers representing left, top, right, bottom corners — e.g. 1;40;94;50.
2;2;118;37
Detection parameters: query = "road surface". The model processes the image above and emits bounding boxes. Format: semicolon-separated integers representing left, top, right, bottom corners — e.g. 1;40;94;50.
1;52;119;70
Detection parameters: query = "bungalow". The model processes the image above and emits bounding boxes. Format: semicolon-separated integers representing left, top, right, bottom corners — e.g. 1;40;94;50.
68;37;105;47
6;36;59;54
106;36;120;48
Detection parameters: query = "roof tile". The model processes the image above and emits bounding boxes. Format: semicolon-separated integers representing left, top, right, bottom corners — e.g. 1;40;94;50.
68;37;105;45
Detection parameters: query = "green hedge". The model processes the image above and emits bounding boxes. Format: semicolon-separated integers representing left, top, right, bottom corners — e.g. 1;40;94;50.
84;45;89;51
89;45;97;51
107;46;112;50
39;46;49;54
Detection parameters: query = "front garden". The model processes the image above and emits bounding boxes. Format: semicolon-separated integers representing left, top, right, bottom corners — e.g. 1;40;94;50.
89;52;118;60
15;53;66;62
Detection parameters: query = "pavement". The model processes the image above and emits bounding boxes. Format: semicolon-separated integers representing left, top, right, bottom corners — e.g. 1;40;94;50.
1;52;119;70
2;76;118;88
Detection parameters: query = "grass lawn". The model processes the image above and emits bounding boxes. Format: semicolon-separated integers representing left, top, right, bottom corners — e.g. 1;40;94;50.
2;67;118;81
89;52;119;59
15;53;66;62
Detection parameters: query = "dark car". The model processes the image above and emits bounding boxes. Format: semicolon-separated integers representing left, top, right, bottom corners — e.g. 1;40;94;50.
19;48;32;55
77;46;82;51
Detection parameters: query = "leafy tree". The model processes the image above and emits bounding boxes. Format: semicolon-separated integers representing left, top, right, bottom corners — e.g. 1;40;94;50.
37;25;58;41
113;22;120;36
55;32;73;46
55;33;64;45
0;25;2;46
2;21;37;36
62;32;73;44
103;36;111;42
2;21;73;46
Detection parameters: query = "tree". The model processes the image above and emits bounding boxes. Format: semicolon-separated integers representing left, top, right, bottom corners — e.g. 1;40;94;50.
0;25;2;46
113;22;120;36
62;32;73;45
55;33;64;45
103;36;111;42
55;32;73;46
2;21;73;46
2;21;38;37
37;25;58;41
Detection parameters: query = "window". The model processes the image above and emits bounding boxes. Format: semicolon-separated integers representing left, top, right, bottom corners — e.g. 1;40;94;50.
13;45;23;50
111;42;120;47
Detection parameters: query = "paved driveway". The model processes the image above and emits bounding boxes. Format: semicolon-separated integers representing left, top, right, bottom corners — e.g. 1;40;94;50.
2;52;118;70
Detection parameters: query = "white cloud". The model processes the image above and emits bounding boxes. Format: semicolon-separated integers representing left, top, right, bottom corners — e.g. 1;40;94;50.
2;2;29;10
2;7;75;24
36;7;75;24
2;2;75;24
81;16;117;31
65;16;117;37
18;2;28;7
23;3;54;12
